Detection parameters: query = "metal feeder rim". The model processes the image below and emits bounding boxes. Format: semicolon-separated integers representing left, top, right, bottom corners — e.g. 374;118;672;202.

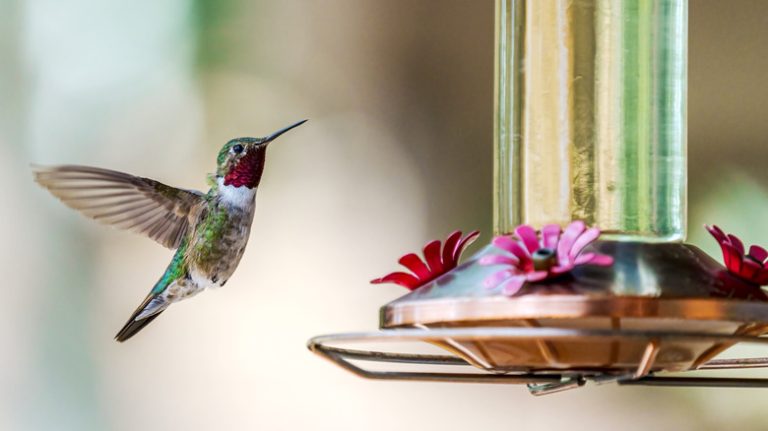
307;327;768;394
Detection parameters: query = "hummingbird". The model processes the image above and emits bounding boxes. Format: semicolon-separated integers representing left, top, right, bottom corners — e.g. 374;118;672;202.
33;120;307;342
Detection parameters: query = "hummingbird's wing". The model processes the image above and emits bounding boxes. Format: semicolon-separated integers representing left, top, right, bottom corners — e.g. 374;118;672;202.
33;165;205;249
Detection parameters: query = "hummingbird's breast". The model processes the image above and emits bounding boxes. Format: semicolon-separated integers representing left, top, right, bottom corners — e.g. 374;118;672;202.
186;182;257;287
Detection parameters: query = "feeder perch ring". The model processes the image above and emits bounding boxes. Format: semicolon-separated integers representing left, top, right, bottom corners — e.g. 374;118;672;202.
307;327;768;395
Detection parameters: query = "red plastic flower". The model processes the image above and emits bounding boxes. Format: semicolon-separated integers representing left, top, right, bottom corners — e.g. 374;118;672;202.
706;224;768;286
371;230;480;290
480;221;613;296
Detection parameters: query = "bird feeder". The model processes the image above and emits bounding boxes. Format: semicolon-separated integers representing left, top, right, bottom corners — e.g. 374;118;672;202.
309;0;768;395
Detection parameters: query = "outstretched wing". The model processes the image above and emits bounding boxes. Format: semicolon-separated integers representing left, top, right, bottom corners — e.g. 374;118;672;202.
34;165;205;249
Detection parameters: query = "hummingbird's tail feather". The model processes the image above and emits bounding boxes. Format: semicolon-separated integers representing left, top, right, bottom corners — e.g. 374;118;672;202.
115;293;169;342
115;312;163;342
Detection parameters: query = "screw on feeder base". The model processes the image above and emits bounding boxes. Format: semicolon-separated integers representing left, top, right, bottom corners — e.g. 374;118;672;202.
527;376;585;396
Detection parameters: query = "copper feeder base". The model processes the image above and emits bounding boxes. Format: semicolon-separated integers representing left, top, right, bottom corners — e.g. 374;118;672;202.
381;241;768;373
309;241;768;394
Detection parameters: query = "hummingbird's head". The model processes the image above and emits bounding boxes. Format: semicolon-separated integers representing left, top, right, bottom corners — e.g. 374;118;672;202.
216;119;307;188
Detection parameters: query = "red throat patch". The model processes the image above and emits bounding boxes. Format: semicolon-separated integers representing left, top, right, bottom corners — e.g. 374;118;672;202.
223;149;266;188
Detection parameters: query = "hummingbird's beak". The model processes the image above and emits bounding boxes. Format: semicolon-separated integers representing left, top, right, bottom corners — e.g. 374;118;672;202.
264;119;308;143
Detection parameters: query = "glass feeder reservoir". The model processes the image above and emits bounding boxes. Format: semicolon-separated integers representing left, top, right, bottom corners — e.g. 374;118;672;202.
494;0;687;241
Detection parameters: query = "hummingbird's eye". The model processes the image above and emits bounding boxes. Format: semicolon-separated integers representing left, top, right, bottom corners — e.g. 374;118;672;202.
232;144;244;154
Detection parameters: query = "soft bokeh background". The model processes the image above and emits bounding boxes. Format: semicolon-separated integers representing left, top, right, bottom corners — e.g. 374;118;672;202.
2;1;768;430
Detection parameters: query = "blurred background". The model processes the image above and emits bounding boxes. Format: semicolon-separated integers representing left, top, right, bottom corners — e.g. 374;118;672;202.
1;0;768;430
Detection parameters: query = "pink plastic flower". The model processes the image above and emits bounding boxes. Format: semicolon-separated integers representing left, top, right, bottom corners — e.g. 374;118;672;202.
706;224;768;286
371;230;480;290
480;221;613;296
